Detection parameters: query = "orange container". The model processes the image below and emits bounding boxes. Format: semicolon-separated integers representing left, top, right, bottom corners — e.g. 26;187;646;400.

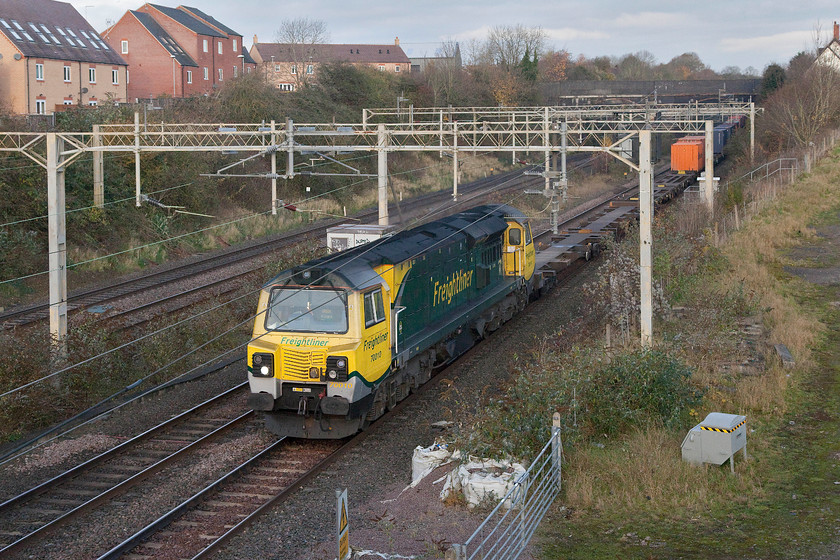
670;137;705;173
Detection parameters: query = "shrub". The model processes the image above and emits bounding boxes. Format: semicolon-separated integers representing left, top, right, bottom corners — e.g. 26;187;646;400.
461;347;703;461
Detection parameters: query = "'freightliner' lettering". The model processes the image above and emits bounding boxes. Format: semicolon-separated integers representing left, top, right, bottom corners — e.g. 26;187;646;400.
279;336;328;347
363;332;388;351
433;270;474;306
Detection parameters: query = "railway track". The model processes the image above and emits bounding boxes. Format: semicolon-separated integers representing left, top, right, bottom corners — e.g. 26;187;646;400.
0;384;253;557
0;164;694;559
0;166;546;330
100;438;343;560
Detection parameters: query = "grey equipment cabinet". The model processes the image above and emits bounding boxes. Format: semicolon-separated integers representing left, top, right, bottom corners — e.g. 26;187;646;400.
681;412;747;473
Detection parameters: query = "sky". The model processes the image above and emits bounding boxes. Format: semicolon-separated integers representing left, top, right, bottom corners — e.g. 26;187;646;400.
70;0;839;73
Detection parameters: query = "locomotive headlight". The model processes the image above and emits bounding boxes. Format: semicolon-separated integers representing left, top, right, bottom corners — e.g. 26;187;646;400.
251;353;274;377
325;355;348;382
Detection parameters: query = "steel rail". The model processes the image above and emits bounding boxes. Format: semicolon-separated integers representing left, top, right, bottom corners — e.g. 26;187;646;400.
0;166;539;328
0;407;255;556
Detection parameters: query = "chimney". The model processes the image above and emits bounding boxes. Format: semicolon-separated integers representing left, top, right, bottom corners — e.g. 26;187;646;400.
835;22;839;41
395;36;399;46
253;34;258;45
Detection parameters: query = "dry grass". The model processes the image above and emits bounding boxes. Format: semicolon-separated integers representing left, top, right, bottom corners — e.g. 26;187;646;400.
565;425;761;514
560;151;840;516
717;159;840;371
734;360;788;413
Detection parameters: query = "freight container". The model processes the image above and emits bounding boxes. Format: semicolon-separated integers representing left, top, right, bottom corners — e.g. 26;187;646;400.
713;123;735;155
670;137;705;173
726;114;747;128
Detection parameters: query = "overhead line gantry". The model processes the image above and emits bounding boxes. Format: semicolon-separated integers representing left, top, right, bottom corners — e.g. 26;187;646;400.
0;101;759;348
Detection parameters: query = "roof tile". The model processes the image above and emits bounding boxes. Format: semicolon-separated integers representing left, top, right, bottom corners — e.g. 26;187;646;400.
0;0;126;65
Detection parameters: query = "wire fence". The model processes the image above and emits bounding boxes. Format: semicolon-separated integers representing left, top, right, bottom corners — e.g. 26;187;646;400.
675;126;840;247
448;418;562;560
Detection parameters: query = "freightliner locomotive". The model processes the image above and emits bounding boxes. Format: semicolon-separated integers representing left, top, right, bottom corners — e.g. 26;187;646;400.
247;205;536;438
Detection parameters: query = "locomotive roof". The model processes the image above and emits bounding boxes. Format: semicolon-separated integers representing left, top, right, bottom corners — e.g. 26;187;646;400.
267;204;526;291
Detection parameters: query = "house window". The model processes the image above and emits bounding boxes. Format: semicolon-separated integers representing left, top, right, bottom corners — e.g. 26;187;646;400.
35;99;46;114
121;40;128;53
127;69;130;84
88;67;96;83
187;70;192;84
395;65;400;72
112;69;119;84
306;64;313;74
217;41;222;55
290;64;296;74
378;65;385;71
218;68;223;81
274;64;281;72
233;65;238;77
88;100;97;106
35;63;44;80
63;99;73;105
203;39;208;52
63;65;71;82
277;83;294;91
232;38;237;51
203;67;208;80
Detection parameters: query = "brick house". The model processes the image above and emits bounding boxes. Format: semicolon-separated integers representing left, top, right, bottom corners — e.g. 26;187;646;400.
250;37;410;91
102;4;255;100
0;0;128;115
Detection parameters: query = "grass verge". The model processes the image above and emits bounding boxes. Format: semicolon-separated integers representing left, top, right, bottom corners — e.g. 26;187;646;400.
452;148;840;558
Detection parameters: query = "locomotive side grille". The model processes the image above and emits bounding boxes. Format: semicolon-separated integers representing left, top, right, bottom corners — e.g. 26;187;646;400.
281;348;327;380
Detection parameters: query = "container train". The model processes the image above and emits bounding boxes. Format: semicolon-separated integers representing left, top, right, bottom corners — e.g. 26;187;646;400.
247;205;536;439
670;114;744;173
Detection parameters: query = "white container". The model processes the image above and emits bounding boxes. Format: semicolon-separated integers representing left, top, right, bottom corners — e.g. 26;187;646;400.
326;224;395;253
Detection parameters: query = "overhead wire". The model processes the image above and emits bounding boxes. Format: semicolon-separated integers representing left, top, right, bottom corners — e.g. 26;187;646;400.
0;149;504;285
0;168;532;401
2;185;534;466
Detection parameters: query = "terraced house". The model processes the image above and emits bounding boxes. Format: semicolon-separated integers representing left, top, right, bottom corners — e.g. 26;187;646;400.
0;0;127;115
102;4;255;100
250;37;410;91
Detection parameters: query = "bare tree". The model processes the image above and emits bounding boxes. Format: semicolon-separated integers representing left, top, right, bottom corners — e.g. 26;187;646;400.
274;17;329;44
764;64;840;147
273;18;330;88
424;39;462;105
486;24;546;71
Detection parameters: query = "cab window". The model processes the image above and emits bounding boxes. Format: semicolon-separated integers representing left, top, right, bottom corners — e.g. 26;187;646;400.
364;288;386;328
525;224;532;244
509;227;522;245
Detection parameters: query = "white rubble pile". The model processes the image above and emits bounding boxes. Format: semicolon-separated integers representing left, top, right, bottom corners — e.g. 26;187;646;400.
440;457;527;509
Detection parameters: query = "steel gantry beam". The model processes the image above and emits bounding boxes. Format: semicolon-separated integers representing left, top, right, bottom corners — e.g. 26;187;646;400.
0;101;759;347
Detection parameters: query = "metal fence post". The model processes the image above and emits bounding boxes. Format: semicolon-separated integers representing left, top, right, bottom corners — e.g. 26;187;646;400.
446;544;466;560
552;412;562;490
